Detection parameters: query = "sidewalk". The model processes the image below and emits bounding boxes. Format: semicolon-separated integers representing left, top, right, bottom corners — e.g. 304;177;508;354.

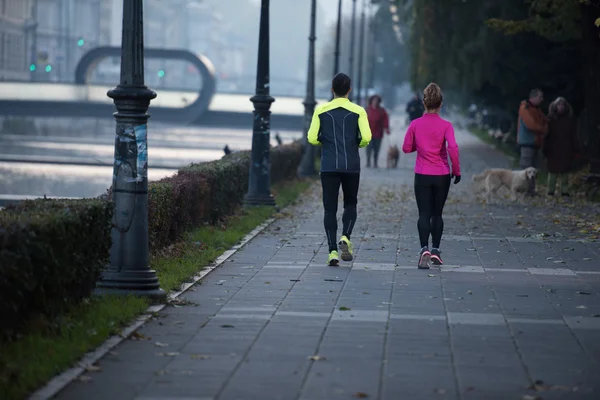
55;116;600;400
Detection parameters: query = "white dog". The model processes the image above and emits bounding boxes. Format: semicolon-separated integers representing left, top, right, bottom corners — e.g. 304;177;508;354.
472;167;538;202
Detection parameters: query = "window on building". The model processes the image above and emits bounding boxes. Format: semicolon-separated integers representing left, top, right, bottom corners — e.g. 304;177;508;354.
6;33;25;71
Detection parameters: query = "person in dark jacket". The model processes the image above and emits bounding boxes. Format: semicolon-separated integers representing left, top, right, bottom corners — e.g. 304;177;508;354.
517;88;548;195
543;97;578;196
307;73;372;266
366;94;390;168
406;93;424;122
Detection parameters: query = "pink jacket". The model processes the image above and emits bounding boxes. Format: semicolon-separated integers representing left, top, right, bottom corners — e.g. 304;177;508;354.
402;113;461;176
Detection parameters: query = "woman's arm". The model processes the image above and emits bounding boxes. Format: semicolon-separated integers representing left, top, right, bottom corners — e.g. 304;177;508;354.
445;123;461;176
402;122;416;153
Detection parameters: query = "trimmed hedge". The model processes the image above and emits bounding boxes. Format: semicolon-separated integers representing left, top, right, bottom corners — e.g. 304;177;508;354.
0;141;304;338
0;199;113;339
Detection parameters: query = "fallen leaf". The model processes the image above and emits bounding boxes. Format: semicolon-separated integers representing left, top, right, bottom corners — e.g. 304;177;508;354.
221;324;235;328
468;290;473;295
354;392;369;398
339;306;351;311
522;395;541;400
427;274;436;278
84;365;101;373
129;331;149;340
156;352;180;357
434;388;447;395
78;375;92;382
583;258;592;261
308;355;326;361
577;291;591;295
191;354;211;360
576;305;587;309
154;342;169;347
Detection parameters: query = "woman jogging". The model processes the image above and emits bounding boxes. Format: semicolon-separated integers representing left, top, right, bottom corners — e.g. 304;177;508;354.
402;83;461;269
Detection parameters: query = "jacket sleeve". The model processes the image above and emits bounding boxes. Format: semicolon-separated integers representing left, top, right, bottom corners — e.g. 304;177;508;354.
519;104;547;135
402;122;416;153
445;123;461;176
383;108;390;133
358;108;372;148
307;107;321;146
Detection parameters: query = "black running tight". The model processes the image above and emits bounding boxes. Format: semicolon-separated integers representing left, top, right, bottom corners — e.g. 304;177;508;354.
414;173;451;249
321;172;360;252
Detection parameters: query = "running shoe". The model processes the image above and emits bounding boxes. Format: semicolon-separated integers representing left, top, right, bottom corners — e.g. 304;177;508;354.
430;248;443;266
418;247;431;269
328;250;339;266
338;235;354;262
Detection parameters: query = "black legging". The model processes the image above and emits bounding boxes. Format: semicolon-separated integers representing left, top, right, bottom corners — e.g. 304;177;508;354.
414;173;451;249
321;172;360;252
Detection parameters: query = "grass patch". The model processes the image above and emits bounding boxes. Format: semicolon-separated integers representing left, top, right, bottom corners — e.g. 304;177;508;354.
468;125;519;163
153;178;313;292
0;295;149;400
0;178;313;399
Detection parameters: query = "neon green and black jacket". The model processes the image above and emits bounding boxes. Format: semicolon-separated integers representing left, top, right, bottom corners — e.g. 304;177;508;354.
307;97;372;173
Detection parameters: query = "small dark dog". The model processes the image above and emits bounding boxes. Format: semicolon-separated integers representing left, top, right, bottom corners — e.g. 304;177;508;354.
387;144;400;168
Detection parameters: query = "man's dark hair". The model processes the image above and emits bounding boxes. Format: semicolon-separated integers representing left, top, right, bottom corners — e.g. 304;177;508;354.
332;73;351;97
529;88;543;98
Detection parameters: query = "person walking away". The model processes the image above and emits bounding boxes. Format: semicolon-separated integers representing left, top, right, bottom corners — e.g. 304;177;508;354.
406;93;424;122
402;83;461;269
517;88;548;195
307;73;372;266
366;94;390;168
543;97;578;197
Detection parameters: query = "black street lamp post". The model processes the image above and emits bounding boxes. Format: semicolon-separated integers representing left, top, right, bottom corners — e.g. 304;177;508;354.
348;0;357;101
95;0;165;301
332;0;342;78
356;0;366;106
244;0;276;206
298;0;318;177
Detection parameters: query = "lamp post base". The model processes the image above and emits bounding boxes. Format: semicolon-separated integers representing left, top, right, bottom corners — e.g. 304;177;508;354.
95;268;167;303
243;193;276;207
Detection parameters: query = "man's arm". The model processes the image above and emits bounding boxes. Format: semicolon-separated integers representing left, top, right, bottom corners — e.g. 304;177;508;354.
519;104;546;134
307;107;322;146
357;108;372;148
402;122;417;153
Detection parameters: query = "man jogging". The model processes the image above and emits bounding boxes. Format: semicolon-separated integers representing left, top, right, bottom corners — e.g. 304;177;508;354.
307;73;372;266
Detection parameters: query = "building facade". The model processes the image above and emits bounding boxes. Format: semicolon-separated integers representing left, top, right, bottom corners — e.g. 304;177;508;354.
0;0;34;81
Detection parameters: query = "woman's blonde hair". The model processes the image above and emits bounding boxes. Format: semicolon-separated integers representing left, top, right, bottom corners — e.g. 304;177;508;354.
423;82;443;110
548;96;573;118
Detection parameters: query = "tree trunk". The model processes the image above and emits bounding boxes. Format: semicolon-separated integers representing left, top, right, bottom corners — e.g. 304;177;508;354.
581;4;600;173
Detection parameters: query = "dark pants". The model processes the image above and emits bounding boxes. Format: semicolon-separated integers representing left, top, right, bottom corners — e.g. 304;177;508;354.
414;173;451;249
366;138;382;167
321;172;360;252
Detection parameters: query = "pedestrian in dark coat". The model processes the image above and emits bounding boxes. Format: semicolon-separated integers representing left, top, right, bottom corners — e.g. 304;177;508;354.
543;97;578;196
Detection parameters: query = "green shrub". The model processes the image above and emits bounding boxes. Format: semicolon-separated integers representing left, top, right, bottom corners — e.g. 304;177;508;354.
0;199;113;339
0;141;303;340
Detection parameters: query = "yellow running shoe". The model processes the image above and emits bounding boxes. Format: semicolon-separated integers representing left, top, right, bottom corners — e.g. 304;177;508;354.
328;250;339;266
338;235;354;262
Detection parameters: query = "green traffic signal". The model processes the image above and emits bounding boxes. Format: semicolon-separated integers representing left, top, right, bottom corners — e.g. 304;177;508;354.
157;69;165;78
77;38;84;46
45;65;52;72
29;64;36;72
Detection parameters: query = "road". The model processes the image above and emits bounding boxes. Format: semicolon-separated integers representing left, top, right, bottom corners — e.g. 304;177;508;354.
0;124;301;201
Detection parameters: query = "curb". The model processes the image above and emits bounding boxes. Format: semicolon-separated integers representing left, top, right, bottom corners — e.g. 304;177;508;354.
30;218;276;400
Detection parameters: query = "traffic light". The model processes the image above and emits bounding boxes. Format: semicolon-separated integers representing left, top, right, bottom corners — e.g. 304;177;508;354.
157;69;165;78
45;65;52;72
29;64;36;72
77;38;84;47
